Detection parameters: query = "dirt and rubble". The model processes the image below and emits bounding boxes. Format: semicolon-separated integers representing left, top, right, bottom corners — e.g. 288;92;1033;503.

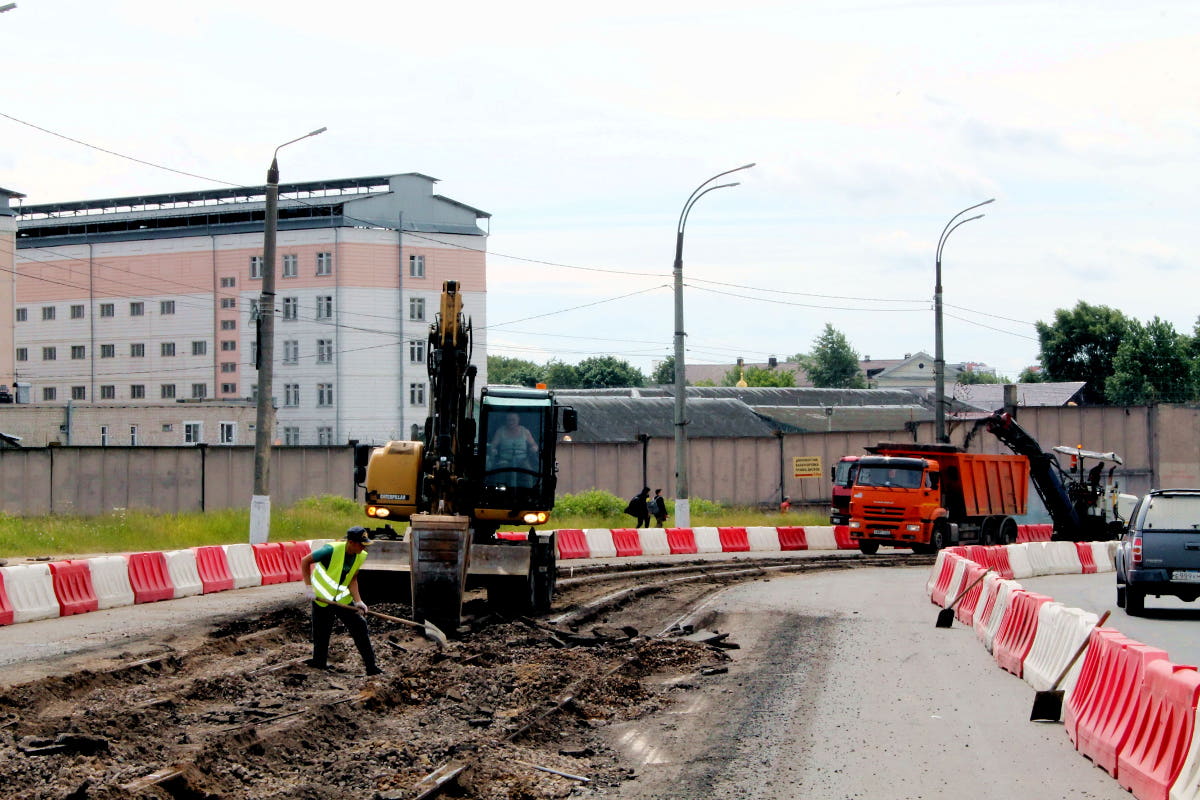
0;595;730;800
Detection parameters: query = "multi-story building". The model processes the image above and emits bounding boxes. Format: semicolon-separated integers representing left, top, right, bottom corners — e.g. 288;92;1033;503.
3;174;489;445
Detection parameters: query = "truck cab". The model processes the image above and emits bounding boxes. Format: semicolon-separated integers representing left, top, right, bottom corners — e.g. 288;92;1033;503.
847;456;941;554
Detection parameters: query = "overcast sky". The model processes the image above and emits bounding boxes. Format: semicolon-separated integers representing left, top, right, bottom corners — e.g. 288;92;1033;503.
4;0;1197;380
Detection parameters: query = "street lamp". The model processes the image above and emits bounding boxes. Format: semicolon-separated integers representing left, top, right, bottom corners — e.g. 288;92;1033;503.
249;127;327;544
672;162;754;527
934;197;993;444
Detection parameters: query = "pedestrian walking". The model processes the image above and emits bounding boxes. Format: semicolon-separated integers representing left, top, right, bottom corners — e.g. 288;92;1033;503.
651;488;668;527
625;487;652;528
300;526;382;677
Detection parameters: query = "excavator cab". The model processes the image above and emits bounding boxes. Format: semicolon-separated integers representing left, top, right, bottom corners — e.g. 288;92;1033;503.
473;387;572;525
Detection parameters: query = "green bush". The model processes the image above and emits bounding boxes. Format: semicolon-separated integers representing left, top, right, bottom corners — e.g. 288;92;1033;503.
553;489;626;518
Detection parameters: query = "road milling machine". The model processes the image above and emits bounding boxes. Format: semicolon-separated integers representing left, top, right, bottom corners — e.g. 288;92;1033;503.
353;281;577;631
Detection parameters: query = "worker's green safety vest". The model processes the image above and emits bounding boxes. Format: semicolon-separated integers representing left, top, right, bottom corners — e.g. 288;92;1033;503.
311;542;367;607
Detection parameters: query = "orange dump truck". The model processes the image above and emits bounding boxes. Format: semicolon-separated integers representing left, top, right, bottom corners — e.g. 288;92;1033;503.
847;442;1029;554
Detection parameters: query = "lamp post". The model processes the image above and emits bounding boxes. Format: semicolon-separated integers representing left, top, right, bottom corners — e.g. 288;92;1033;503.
672;163;754;528
249;127;326;544
934;198;993;443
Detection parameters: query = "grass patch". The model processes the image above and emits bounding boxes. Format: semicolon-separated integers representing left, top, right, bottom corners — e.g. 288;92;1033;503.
0;492;829;558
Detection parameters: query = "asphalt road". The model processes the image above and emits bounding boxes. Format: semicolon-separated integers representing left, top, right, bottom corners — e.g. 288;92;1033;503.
1022;570;1200;665
596;566;1129;800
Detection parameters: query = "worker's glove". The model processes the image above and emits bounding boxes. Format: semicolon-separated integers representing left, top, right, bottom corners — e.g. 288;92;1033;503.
302;585;315;601
354;600;368;615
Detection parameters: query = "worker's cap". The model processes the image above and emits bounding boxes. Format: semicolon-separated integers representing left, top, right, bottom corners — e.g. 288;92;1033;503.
345;526;372;546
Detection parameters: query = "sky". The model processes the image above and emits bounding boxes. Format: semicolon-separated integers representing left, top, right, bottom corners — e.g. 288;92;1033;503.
3;0;1198;381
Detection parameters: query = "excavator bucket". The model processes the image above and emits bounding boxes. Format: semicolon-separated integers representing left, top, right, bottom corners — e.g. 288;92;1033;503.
408;514;472;632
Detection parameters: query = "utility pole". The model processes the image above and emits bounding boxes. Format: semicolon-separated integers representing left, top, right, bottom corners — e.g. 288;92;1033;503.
249;127;326;544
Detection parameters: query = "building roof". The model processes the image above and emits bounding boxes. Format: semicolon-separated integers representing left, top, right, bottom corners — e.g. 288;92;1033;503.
949;381;1088;411
558;396;796;443
752;405;933;433
554;386;926;406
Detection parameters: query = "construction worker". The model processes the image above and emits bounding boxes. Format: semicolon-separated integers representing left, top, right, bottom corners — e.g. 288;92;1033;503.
300;526;382;676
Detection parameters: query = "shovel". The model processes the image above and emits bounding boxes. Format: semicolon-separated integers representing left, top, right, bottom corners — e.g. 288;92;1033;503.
935;570;992;628
364;608;449;648
1030;610;1110;722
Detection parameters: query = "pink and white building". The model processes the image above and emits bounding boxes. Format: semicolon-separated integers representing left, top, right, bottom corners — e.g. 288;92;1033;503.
2;174;488;445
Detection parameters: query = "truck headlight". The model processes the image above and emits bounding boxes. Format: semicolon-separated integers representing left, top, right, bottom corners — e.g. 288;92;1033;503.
523;511;548;524
906;524;921;532
849;520;861;528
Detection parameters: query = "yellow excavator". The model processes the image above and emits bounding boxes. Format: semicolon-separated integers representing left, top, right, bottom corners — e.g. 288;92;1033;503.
352;281;577;631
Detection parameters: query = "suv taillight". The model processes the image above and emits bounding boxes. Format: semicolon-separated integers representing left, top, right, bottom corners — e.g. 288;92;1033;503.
1132;536;1142;565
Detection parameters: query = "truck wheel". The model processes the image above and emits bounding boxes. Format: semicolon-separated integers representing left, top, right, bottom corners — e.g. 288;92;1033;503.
929;522;948;553
1125;588;1144;616
858;541;880;555
998;518;1018;545
1116;584;1126;608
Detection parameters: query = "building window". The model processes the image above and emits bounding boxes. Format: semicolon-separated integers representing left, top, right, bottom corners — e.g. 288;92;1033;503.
192;341;207;356
70;304;85;319
42;387;57;401
71;345;86;360
316;295;333;320
250;256;263;279
42;306;56;321
316;252;332;276
71;386;86;401
282;339;299;364
317;383;333;407
284;383;299;407
221;320;236;330
130;384;145;399
130;425;139;446
15;348;27;361
220;297;236;309
42;347;57;361
130;302;144;316
184;422;202;444
15;308;27;322
410;254;425;278
220;276;236;288
409;297;425;321
219;422;236;445
282;297;298;321
100;425;109;446
221;340;237;351
100;385;116;400
191;383;207;399
282;254;298;278
160;300;176;315
221;362;237;373
409;339;426;364
161;384;176;399
409;382;425;405
317;339;333;364
317;426;334;445
282;426;300;446
99;303;114;318
130;343;144;358
161;342;176;357
220;382;237;394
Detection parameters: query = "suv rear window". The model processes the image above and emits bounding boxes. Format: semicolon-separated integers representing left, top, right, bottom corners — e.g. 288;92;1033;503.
1138;494;1200;531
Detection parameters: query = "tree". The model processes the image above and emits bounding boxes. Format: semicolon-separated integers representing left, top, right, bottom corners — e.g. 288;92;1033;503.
1017;366;1044;383
1106;317;1195;405
1034;301;1132;402
956;367;1009;385
720;365;796;387
650;356;676;385
543;360;581;389
803;324;866;388
486;356;543;388
575;356;646;389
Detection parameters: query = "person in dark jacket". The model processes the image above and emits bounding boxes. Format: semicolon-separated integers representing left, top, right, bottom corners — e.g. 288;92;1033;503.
626;487;652;528
651;488;668;527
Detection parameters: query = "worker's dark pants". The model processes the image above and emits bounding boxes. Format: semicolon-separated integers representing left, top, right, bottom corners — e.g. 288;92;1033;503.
310;601;377;670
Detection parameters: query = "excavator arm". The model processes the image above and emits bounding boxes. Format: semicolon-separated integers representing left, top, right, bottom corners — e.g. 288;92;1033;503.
984;411;1085;539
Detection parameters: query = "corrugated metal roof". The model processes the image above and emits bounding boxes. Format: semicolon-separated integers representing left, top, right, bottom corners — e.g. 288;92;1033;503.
554;386;923;406
949;382;1088;410
558;396;791;443
752;405;933;433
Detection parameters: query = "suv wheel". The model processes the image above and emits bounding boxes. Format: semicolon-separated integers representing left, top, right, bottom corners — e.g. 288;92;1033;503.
1126;587;1144;616
1116;584;1126;609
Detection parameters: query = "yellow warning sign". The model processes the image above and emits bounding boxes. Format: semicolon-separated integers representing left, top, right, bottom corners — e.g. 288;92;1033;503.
793;456;822;479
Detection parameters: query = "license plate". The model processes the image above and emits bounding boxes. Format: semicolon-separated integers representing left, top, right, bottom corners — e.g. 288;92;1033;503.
1173;570;1200;583
870;530;892;538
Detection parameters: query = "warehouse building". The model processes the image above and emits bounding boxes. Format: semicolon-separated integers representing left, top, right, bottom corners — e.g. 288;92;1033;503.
1;174;489;446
